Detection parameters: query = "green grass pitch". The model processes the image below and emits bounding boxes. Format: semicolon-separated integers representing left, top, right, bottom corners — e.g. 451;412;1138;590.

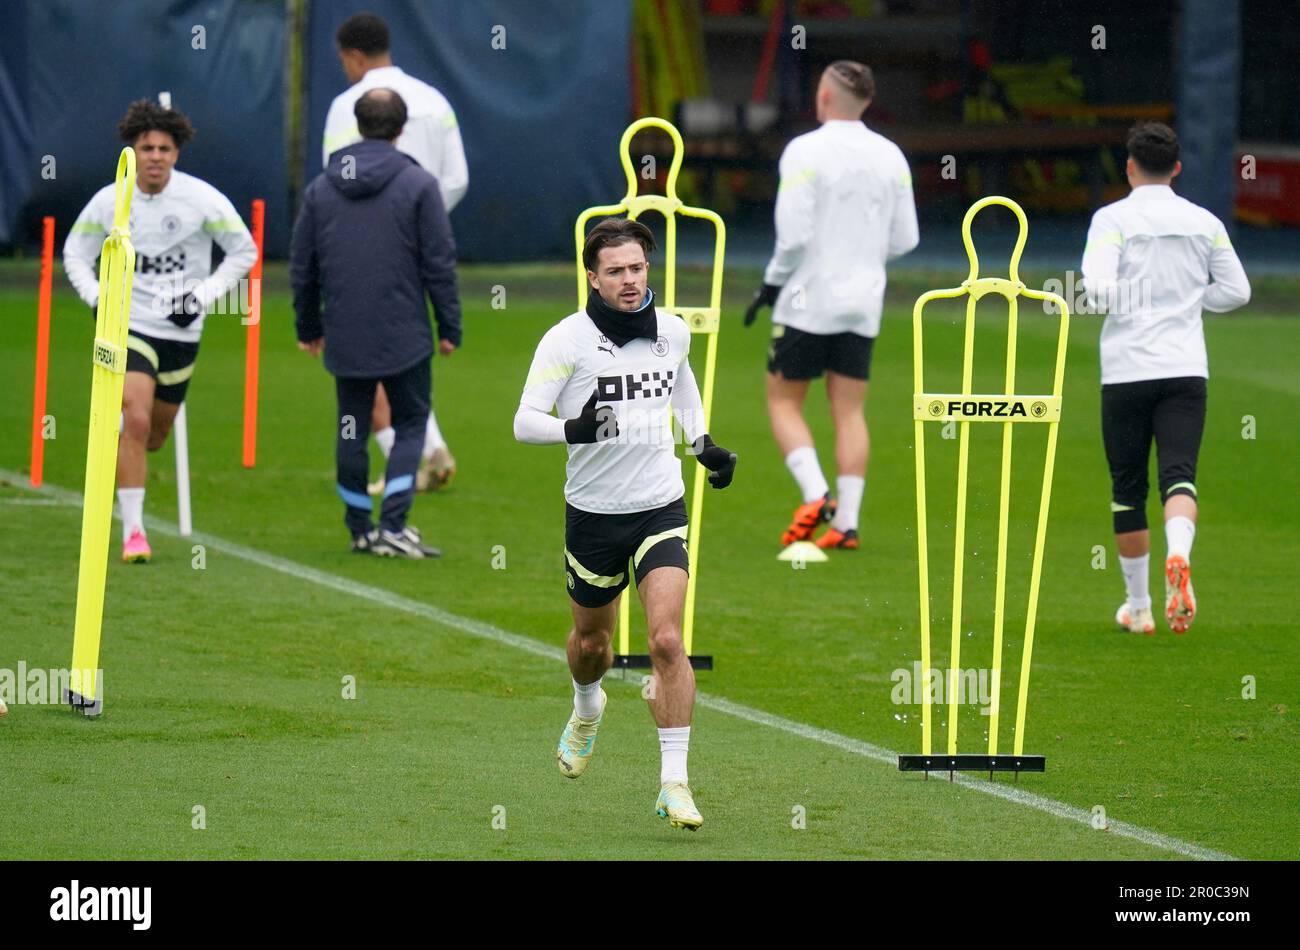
0;259;1295;859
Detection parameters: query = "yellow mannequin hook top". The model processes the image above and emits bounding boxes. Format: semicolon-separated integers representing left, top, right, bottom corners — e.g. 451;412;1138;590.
619;116;684;205
960;195;1029;285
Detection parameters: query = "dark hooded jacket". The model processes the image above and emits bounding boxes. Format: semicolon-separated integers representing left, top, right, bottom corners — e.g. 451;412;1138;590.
291;138;461;378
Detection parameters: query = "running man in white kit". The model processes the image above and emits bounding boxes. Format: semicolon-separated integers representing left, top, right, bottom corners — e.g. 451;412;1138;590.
514;219;738;831
1082;121;1250;634
64;99;256;563
744;60;918;550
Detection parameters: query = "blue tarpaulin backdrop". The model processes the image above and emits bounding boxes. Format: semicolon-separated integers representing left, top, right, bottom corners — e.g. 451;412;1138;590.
0;2;33;245
1;0;632;261
304;0;631;261
15;0;290;254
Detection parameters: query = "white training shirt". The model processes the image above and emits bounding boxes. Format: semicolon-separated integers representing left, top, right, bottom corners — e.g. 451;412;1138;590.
322;64;469;212
63;169;258;344
514;309;704;514
763;119;919;338
1081;184;1251;385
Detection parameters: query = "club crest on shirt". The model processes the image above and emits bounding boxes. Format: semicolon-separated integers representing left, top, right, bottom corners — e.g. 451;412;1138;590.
161;215;181;235
652;335;669;357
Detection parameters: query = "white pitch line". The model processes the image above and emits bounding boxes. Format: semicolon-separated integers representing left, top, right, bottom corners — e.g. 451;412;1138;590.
1;469;1238;861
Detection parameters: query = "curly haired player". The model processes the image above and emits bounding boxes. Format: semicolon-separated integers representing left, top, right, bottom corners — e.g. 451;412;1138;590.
64;99;256;563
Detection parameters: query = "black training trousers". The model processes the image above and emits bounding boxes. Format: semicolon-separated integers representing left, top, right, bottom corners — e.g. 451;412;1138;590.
1100;375;1206;534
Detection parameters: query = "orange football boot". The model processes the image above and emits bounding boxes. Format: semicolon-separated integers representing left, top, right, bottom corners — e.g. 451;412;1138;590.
1164;555;1196;633
815;527;859;550
782;493;836;546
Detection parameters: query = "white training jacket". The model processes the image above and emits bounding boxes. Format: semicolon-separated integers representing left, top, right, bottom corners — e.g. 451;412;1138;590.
763;119;919;339
63;169;257;344
322;65;469;212
1081;184;1251;385
514;309;705;514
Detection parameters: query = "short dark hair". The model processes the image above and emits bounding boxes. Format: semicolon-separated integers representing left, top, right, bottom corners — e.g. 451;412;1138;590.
355;88;407;141
117;99;195;149
1127;121;1179;176
825;60;875;101
582;218;657;272
336;12;389;56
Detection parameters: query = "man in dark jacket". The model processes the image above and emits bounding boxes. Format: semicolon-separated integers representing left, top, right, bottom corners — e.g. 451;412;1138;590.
292;88;461;558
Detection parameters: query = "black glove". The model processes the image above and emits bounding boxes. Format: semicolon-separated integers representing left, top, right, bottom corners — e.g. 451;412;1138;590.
564;388;619;444
743;283;781;327
167;291;202;328
690;434;737;489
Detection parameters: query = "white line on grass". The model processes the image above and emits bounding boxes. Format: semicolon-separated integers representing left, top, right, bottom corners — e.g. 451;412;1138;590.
1;469;1237;862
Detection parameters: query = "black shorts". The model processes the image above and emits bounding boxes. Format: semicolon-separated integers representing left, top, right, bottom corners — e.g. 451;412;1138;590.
564;498;690;608
125;332;200;405
1101;376;1206;533
767;325;875;381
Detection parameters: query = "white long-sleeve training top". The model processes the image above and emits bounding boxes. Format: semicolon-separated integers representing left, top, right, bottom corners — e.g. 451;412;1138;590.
322;65;469;213
63;169;258;343
763;119;919;339
514;310;705;514
1081;184;1251;385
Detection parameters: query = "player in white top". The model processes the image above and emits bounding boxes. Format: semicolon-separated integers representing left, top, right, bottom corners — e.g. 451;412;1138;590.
1081;121;1250;635
324;12;469;493
514;219;737;830
63;100;256;563
745;60;918;551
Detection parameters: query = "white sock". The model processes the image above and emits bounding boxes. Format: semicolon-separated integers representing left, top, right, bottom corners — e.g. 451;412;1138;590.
117;487;145;542
832;475;865;532
658;726;690;785
1119;553;1151;611
572;678;603;719
1165;516;1195;562
422;411;447;459
784;446;829;503
374;426;396;458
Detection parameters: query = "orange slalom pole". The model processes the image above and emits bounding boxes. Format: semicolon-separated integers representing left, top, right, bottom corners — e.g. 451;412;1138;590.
242;198;265;468
29;216;55;487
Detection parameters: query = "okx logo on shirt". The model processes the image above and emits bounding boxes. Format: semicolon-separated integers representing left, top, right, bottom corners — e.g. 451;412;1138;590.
596;369;676;401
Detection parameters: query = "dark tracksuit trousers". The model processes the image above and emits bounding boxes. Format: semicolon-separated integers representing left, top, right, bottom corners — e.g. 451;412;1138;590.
335;358;430;538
